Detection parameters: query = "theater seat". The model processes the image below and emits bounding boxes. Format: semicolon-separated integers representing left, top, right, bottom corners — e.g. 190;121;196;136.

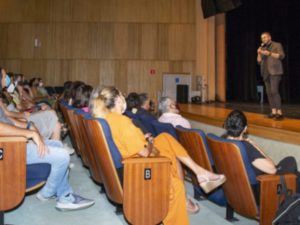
151;120;178;140
84;117;171;225
0;137;50;225
26;163;51;192
176;126;226;206
206;133;296;225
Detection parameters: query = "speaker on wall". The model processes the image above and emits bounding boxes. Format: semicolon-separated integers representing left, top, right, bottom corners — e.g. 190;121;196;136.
201;0;242;18
176;85;189;104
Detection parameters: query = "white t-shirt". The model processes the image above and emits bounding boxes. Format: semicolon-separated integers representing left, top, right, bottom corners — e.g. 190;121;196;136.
158;112;191;129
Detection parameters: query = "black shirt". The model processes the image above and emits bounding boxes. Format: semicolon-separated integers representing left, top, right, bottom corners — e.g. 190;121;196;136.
242;140;266;176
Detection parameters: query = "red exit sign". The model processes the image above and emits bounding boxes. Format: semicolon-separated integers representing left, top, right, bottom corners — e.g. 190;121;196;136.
150;69;156;75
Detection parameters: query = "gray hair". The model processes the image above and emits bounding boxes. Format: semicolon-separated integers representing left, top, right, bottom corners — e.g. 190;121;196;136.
158;96;172;114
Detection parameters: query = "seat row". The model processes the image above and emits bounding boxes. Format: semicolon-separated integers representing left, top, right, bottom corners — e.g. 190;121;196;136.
61;100;297;225
59;101;171;225
148;120;296;225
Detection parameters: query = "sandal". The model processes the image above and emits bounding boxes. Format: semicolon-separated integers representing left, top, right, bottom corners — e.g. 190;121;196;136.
197;172;226;194
186;198;200;214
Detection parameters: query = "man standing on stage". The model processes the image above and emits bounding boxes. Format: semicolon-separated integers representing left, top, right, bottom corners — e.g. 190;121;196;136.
257;32;285;120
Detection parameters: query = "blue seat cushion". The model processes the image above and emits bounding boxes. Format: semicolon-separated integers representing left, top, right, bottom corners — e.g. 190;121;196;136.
151;120;178;140
26;163;51;190
194;185;227;206
96;118;123;169
83;114;123;169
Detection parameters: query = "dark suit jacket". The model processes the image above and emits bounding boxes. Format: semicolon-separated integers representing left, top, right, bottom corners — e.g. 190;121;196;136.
260;41;285;80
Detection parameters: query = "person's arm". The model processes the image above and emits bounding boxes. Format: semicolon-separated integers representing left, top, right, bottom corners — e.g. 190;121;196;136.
5;108;29;120
259;43;285;60
252;158;277;174
257;47;263;63
0;98;30;120
0;122;48;157
139;135;159;157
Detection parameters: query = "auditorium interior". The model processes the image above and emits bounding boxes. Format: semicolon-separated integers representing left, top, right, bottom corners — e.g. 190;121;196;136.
1;0;300;225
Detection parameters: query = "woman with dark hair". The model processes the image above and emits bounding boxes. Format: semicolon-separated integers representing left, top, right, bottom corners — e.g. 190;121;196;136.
61;81;73;103
126;92;140;113
136;92;157;121
90;86;226;225
72;84;93;111
223;109;300;193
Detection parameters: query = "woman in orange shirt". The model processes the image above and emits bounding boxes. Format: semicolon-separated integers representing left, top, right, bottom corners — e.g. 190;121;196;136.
90;86;226;225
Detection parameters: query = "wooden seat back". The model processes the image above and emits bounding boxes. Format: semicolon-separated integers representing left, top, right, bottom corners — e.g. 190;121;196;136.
85;118;171;225
85;119;123;204
176;127;213;172
207;135;258;218
207;134;296;225
77;112;102;184
59;102;81;156
65;107;89;166
0;137;27;211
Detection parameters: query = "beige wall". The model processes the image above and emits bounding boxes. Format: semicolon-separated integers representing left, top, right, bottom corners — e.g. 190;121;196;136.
0;0;225;100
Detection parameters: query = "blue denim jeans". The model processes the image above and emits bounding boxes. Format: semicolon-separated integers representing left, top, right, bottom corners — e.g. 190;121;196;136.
26;140;73;202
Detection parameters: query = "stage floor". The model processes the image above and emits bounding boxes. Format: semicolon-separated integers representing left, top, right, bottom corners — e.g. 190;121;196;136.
214;102;300;119
178;102;300;146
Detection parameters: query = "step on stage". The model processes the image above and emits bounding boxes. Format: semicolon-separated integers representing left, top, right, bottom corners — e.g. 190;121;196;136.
179;102;300;146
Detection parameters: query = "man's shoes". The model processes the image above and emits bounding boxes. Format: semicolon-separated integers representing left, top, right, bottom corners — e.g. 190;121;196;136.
36;192;56;201
266;113;276;119
274;114;284;121
56;193;95;211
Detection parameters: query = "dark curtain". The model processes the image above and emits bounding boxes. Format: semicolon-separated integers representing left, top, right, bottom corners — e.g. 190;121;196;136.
226;0;300;103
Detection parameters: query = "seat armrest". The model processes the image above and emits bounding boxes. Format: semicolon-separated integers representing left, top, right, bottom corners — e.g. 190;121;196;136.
0;136;27;211
0;137;27;142
257;174;296;225
123;156;171;225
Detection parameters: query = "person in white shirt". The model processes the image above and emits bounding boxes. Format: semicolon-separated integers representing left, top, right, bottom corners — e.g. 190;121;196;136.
158;96;191;129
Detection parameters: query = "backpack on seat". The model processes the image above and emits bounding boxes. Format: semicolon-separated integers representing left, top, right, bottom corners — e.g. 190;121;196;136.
273;176;300;225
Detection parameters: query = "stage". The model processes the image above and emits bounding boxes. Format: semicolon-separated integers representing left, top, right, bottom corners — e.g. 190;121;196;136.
178;103;300;146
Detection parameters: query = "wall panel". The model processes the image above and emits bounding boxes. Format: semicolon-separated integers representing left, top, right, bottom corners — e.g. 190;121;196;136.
0;0;199;99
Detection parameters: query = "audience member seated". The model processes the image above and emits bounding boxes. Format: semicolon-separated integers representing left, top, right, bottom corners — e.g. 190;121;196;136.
37;78;51;97
223;109;300;194
0;112;94;211
125;92;140;114
158;96;191;129
137;93;157;120
62;81;85;106
72;84;93;112
0;123;94;211
90;86;226;225
0;73;74;154
60;81;73;104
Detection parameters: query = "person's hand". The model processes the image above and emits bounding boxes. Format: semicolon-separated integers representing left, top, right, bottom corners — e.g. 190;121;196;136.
40;104;50;111
23;111;30;118
145;133;154;143
31;131;49;158
260;50;271;56
257;47;262;54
